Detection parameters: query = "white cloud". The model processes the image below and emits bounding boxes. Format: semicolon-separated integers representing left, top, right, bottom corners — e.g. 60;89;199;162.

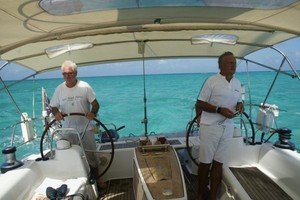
295;51;300;60
157;60;167;65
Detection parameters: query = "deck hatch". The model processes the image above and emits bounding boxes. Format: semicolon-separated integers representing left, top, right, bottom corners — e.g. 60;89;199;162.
230;167;293;200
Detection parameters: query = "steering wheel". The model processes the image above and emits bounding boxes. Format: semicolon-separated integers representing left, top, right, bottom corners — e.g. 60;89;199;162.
40;113;115;178
186;113;201;166
186;112;255;166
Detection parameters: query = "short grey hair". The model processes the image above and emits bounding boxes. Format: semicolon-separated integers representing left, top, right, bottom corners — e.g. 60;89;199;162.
61;60;77;72
218;51;234;66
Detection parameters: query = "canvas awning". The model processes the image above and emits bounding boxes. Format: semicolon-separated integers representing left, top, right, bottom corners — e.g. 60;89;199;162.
0;0;300;73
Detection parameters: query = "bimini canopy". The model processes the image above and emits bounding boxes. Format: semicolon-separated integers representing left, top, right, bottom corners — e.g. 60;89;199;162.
0;0;300;73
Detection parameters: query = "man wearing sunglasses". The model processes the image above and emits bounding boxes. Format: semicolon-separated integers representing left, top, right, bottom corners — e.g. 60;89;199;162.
50;60;106;191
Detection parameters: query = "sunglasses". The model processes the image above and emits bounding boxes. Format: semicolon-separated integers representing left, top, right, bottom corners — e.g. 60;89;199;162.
62;72;75;76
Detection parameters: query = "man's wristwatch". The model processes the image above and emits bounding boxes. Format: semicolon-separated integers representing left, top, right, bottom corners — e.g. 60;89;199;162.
217;107;222;113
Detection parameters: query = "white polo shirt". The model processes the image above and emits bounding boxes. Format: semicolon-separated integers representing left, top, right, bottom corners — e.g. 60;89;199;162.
198;73;242;126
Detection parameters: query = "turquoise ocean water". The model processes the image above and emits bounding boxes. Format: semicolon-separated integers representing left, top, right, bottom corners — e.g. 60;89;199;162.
1;71;300;162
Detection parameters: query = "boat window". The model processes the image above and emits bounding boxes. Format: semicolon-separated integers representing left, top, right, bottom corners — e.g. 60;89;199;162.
39;0;296;16
191;34;238;45
45;43;93;59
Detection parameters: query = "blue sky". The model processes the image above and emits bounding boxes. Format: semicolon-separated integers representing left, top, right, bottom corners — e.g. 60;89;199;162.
1;37;300;80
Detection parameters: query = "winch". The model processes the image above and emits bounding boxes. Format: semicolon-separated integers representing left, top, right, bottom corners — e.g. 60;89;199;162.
1;146;23;173
274;128;295;150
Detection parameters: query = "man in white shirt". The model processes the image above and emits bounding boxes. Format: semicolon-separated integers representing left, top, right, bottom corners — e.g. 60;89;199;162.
195;52;244;200
50;60;105;190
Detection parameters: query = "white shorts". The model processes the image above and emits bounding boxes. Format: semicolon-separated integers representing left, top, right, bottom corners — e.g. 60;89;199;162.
62;130;98;167
199;124;234;164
